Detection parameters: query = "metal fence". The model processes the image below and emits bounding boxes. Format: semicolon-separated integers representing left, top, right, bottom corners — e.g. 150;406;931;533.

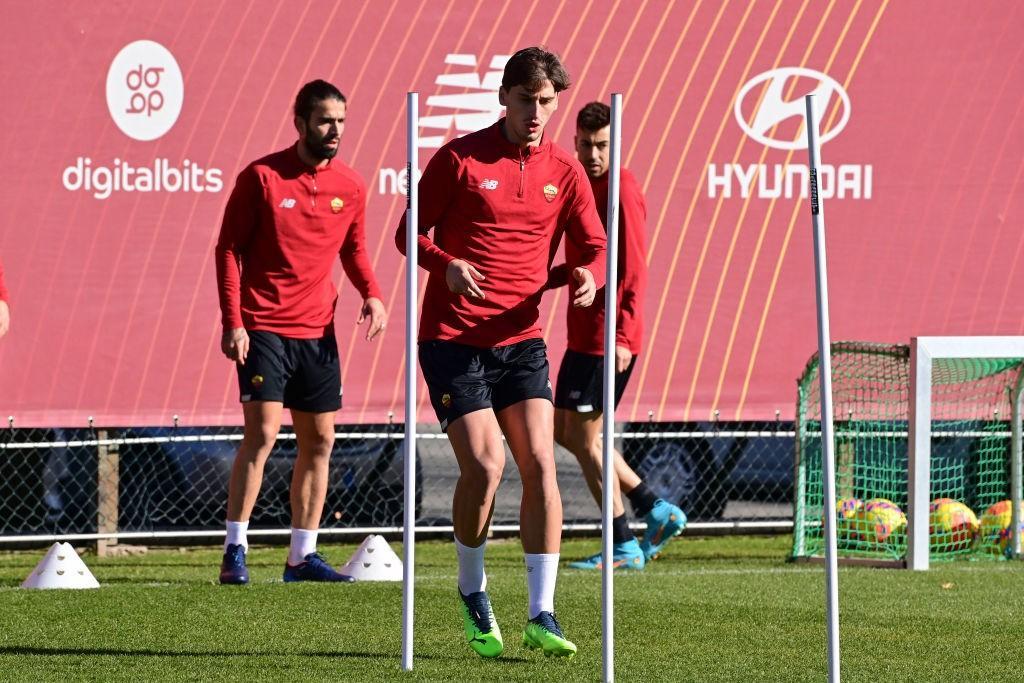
0;417;795;544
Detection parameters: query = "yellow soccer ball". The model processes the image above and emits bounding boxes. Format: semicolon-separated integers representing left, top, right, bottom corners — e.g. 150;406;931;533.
928;498;979;550
980;500;1024;557
852;498;907;544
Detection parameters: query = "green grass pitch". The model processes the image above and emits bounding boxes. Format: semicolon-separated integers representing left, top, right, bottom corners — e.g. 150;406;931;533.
0;535;1019;681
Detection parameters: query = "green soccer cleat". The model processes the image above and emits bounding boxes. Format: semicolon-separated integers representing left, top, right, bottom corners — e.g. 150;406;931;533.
641;499;688;562
567;539;646;571
459;590;503;658
522;611;577;658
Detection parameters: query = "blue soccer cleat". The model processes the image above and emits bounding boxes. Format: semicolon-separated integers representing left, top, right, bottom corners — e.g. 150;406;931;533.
568;538;646;570
283;552;355;583
219;543;249;585
641;500;687;562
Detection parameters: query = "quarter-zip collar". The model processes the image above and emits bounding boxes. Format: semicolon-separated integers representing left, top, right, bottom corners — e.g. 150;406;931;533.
284;142;337;208
492;118;549;199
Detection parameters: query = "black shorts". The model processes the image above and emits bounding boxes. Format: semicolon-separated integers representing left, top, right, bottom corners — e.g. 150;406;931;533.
237;330;341;413
418;338;553;431
554;349;636;412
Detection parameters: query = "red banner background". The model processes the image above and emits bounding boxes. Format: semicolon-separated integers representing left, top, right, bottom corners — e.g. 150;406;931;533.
1;0;1022;426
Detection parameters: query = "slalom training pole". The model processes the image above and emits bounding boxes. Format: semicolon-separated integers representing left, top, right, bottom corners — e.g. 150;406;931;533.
601;92;623;683
401;91;419;673
804;93;841;683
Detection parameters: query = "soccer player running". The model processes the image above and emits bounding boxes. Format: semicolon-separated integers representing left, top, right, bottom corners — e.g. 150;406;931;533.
396;47;606;660
551;102;687;571
215;80;386;585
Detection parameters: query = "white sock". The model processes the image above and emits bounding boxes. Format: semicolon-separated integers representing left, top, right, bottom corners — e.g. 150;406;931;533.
455;537;487;595
225;520;248;552
288;528;318;565
524;552;560;619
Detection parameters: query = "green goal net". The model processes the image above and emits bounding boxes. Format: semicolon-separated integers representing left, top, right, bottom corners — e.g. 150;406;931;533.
792;341;1024;563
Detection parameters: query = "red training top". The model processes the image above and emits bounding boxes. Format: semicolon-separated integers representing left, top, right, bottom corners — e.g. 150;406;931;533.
216;144;381;339
551;168;647;355
0;258;8;303
395;119;607;348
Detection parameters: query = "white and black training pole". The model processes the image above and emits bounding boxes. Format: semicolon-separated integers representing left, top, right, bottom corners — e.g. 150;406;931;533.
804;93;840;683
601;92;623;683
401;91;419;673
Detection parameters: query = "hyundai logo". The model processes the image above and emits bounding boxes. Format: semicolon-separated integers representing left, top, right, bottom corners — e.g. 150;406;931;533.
734;67;850;150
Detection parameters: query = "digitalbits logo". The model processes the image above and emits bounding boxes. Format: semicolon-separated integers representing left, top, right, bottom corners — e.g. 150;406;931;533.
63;40;223;199
106;40;184;141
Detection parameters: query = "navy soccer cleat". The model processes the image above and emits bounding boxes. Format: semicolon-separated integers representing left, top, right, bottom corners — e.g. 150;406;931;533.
219;543;249;585
282;552;355;583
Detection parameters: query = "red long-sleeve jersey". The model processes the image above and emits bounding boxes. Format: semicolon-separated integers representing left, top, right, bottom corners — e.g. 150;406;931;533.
550;168;647;355
0;258;8;303
396;120;607;348
215;144;381;339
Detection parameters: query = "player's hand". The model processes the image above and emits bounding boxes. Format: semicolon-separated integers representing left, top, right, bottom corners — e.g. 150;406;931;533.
221;327;249;364
615;345;632;373
572;267;596;307
358;297;387;341
446;259;486;299
0;300;8;339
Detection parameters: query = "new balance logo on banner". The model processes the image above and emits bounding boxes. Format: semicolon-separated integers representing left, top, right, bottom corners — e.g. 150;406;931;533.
379;53;511;195
418;53;511;149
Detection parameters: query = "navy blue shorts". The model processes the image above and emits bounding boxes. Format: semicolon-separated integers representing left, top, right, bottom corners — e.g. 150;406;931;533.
553;349;636;413
236;330;341;413
418;338;553;431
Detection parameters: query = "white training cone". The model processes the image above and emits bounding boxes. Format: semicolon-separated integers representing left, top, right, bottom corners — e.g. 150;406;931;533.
341;535;403;581
21;542;100;589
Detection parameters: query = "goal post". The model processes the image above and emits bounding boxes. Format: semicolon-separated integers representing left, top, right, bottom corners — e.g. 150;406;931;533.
908;336;1024;569
793;337;1024;569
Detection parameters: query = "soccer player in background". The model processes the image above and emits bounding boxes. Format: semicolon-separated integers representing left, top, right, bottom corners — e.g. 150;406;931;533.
215;79;386;585
551;102;687;571
396;47;606;660
0;258;9;338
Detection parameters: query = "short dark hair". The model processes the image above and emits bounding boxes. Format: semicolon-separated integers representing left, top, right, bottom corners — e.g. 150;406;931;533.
294;79;346;121
501;47;571;93
576;101;610;132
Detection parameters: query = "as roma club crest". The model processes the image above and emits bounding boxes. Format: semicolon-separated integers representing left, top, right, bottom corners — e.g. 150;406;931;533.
330;197;344;213
441;393;452;408
543;183;558;202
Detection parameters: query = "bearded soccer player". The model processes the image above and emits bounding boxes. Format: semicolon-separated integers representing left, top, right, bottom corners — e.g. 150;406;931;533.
551;102;687;571
215;79;386;585
396;47;606;659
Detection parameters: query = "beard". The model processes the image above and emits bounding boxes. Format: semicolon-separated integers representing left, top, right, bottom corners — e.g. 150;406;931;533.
306;137;339;161
300;127;339;161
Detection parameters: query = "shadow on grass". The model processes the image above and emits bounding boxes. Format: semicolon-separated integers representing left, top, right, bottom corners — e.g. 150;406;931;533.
0;646;529;663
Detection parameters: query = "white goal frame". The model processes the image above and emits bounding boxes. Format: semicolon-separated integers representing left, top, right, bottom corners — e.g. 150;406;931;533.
907;336;1024;570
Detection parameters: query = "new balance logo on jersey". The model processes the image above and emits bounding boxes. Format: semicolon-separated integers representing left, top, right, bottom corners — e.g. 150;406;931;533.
279;198;296;208
478;179;499;190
